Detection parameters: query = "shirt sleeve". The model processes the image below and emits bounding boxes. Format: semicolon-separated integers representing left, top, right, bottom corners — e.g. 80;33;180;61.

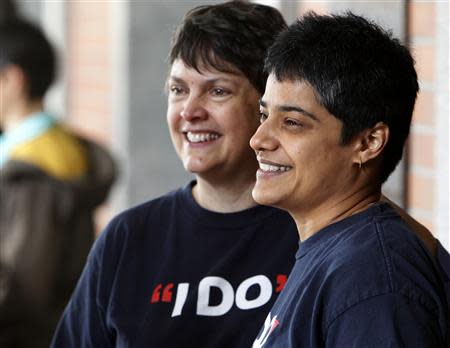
50;231;115;348
325;293;446;348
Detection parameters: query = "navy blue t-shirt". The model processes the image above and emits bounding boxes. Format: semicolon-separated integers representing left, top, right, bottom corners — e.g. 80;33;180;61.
253;203;449;348
51;181;298;347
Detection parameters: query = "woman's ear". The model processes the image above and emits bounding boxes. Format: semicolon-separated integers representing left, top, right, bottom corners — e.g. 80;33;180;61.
353;122;389;167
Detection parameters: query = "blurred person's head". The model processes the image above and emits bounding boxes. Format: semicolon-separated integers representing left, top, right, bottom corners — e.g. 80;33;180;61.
166;0;287;186
0;0;17;23
0;18;56;128
250;12;418;217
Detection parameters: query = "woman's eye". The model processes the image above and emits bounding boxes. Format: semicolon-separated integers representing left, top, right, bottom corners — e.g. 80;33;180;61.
170;86;184;95
285;118;302;127
259;112;268;123
211;88;229;96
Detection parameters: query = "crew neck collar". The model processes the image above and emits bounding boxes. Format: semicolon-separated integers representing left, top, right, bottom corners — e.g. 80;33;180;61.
178;181;280;230
295;202;391;259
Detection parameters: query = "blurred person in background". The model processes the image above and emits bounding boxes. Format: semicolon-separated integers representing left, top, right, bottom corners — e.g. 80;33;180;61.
0;17;116;348
0;0;16;24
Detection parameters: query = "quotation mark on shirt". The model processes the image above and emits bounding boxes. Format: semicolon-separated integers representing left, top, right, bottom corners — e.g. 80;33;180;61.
150;283;174;303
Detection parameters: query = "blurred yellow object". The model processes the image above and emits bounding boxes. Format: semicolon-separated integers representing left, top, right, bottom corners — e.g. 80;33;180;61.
10;125;88;180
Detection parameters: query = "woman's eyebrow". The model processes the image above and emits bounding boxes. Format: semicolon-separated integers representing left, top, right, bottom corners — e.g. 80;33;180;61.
260;99;319;122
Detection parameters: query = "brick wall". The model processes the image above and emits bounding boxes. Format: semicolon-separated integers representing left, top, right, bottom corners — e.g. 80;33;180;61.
67;1;112;145
66;1;113;232
407;1;437;231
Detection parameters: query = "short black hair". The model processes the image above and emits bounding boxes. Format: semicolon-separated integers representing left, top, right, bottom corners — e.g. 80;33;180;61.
0;18;56;99
265;12;419;183
169;0;287;94
0;0;17;23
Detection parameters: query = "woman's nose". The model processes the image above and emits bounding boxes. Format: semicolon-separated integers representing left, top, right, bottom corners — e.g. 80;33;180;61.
180;96;208;121
250;120;279;152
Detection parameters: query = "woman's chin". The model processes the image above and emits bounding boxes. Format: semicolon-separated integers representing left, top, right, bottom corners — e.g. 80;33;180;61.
252;186;279;208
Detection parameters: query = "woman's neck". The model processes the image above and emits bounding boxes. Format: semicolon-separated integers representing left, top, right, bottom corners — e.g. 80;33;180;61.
192;176;257;213
292;187;381;241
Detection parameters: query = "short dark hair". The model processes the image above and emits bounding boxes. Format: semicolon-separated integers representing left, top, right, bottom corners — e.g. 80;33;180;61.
0;0;17;23
0;18;56;99
265;12;419;183
169;0;287;94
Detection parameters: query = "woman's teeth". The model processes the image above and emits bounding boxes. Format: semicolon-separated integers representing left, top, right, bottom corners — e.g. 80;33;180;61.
259;162;292;172
186;132;220;143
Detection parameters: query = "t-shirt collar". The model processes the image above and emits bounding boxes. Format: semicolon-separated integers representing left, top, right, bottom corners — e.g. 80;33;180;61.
0;111;54;167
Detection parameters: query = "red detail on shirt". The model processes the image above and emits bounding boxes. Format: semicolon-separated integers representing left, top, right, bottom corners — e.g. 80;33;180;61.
162;283;174;302
271;318;280;332
275;274;287;293
150;284;163;303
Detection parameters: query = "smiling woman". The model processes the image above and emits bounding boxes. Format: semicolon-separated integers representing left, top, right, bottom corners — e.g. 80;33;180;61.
251;12;449;348
251;76;376;239
50;2;301;348
166;59;260;193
